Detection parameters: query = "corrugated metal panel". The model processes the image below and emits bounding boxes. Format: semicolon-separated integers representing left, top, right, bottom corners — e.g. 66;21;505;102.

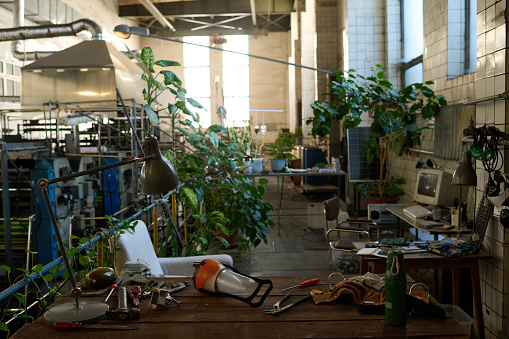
434;103;463;161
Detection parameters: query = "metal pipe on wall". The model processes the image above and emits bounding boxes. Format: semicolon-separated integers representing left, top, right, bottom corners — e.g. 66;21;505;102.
5;0;103;60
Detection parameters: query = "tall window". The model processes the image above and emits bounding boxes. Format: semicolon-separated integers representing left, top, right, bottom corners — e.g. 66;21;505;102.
222;35;249;127
183;36;211;127
447;0;476;79
402;0;423;86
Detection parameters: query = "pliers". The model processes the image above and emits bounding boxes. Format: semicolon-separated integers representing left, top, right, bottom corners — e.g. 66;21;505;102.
264;293;311;316
128;285;142;306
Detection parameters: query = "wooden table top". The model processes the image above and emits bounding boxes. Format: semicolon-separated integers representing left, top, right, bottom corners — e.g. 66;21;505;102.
12;275;469;338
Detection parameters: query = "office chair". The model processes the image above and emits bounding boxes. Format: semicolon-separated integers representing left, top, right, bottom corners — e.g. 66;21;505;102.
114;220;233;277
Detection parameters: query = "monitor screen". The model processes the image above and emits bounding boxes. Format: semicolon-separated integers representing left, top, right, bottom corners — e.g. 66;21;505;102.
416;172;439;198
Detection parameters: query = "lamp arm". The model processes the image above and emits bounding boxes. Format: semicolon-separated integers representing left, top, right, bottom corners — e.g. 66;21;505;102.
37;155;155;189
41;187;80;306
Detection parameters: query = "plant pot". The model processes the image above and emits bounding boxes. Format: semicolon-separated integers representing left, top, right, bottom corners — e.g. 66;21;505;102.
252;158;263;174
271;159;285;173
290;159;302;185
368;196;400;204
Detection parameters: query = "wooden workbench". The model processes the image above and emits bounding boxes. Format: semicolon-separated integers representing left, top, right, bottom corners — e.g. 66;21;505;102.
12;275;469;338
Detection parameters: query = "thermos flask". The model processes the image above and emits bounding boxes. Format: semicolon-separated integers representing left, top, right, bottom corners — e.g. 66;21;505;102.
385;250;406;326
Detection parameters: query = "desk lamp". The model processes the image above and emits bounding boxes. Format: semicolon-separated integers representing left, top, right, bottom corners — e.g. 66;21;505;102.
452;150;477;230
40;135;179;325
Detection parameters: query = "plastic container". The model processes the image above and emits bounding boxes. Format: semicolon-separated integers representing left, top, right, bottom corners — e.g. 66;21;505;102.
441;304;473;334
252;158;263;174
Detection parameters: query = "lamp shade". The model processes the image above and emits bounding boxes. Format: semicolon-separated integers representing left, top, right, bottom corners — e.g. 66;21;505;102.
140;135;180;195
452;150;477;186
113;25;149;39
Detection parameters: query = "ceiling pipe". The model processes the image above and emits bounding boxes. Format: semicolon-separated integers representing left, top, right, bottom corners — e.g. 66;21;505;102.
4;0;103;61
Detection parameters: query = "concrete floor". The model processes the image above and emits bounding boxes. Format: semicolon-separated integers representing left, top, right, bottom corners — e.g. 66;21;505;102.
227;176;341;277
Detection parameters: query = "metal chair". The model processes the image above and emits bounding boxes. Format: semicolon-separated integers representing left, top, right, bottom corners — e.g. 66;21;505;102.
323;196;376;253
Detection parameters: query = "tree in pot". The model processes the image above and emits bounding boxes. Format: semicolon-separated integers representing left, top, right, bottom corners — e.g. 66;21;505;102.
266;128;303;172
306;65;447;200
133;46;274;255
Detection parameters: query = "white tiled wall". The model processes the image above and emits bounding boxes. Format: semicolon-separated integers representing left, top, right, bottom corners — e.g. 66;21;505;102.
474;1;509;337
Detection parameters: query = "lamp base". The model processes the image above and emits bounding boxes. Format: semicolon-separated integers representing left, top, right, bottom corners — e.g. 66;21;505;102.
44;301;109;325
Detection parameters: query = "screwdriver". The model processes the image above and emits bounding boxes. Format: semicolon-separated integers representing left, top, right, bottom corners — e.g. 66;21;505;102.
281;278;319;292
104;276;122;303
53;322;138;331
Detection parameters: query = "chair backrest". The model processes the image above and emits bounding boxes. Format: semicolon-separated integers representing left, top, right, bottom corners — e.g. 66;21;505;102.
114;220;164;276
323;196;340;222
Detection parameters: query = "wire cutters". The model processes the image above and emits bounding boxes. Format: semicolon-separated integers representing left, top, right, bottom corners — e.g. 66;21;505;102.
128;285;142;306
264;293;311;316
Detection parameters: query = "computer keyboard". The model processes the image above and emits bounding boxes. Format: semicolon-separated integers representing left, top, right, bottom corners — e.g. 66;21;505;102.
403;205;433;219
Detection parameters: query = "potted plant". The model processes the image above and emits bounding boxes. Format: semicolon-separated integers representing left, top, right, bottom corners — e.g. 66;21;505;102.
178;123;275;253
131;46;274;255
306;65;447;201
266;128;303;172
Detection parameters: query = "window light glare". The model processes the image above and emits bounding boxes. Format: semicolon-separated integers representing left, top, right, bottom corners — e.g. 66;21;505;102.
80;68;89;72
56;69;65;73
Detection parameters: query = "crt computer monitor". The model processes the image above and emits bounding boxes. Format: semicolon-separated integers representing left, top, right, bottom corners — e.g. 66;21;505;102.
413;168;462;206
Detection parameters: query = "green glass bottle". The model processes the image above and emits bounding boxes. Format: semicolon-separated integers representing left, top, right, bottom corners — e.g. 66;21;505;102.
385;250;406;326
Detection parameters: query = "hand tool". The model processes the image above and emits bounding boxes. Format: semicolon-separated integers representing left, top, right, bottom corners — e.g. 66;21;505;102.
53;322;138;331
129;286;142;306
142;280;165;299
168;281;189;294
104;276;122;303
149;287;181;310
281;278;319;292
105;286;141;321
264;294;311;316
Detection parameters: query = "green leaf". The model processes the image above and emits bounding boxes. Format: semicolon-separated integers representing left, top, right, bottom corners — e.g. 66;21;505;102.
187;98;205;109
259;178;269;185
0;265;11;273
44;274;54;283
31;264;43;273
0;321;10;332
209;131;219;148
144;104;160;125
182;187;198;207
155;60;181;67
161;70;182;85
141;47;155;73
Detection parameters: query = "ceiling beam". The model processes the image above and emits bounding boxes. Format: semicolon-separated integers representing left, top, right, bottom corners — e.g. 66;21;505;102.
249;0;257;26
138;0;176;31
119;0;294;19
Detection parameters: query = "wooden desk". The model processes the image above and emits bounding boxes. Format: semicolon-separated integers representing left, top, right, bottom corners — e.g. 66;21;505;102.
12;275;469;338
358;251;492;339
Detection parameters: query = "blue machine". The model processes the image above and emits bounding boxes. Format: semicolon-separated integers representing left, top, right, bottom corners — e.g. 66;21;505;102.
102;155;121;217
31;162;59;265
302;147;328;185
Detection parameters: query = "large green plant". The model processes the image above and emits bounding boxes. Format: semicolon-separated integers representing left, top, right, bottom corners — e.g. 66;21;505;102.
133;47;274;254
178;123;274;253
307;65;447;198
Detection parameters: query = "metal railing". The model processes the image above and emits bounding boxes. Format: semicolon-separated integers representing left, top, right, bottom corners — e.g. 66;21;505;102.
0;184;183;303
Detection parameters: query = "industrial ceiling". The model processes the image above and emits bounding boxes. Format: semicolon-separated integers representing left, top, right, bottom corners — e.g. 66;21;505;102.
118;0;295;37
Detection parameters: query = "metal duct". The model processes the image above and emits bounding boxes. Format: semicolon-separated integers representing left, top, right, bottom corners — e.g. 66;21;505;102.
3;0;103;60
3;19;103;61
0;19;103;42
